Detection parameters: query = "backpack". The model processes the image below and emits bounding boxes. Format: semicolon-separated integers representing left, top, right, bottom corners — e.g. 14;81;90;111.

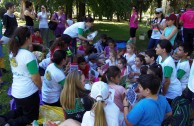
162;96;191;126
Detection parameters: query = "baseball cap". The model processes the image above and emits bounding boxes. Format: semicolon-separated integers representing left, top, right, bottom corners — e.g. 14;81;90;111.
90;81;109;101
155;8;163;13
88;53;98;61
166;14;177;21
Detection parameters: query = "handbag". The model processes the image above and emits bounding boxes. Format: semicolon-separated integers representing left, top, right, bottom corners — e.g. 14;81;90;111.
48;13;58;31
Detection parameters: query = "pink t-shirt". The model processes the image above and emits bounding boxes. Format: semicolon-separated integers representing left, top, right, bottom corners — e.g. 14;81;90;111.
108;84;126;112
130;12;138;28
180;9;194;28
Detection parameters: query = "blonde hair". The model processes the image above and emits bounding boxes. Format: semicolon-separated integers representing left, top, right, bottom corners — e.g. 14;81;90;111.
93;101;107;126
126;42;136;53
60;70;84;109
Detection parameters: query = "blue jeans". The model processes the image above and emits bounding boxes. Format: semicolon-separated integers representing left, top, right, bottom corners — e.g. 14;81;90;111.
147;38;159;49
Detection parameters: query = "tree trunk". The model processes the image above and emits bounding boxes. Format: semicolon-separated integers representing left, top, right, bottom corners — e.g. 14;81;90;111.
78;1;85;21
20;0;26;20
66;1;73;18
157;0;162;7
139;8;142;22
99;14;102;21
117;14;120;22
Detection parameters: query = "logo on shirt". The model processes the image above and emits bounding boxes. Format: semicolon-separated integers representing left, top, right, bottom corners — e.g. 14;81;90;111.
10;57;18;67
45;71;52;81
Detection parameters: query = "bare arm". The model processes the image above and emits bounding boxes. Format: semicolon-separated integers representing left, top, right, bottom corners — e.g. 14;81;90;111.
78;34;92;42
162;78;170;95
24;10;36;20
31;73;42;90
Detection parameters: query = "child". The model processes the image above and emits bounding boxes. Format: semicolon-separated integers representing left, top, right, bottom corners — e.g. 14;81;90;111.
176;43;191;91
147;64;163;82
104;38;118;58
60;70;93;123
50;38;66;59
155;39;182;104
123;74;172;125
77;41;89;56
82;81;120;126
144;49;157;67
88;53;98;70
29;28;45;52
123;43;136;69
117;56;129;77
160;14;178;46
105;50;117;66
78;56;90;79
130;54;146;81
94;34;108;55
102;66;126;112
66;15;74;26
42;50;66;107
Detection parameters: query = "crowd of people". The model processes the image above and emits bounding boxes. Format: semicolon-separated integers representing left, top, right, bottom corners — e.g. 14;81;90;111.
0;1;194;126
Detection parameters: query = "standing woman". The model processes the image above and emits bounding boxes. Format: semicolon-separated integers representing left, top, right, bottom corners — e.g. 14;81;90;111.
24;1;36;33
147;8;166;49
0;27;42;125
129;6;138;43
37;5;50;47
51;6;69;37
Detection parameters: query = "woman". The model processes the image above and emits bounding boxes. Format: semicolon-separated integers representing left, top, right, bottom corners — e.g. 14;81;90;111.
24;1;35;33
129;6;138;43
51;6;69;37
37;5;50;47
60;70;93;123
0;26;42;126
42;50;66;107
147;8;166;49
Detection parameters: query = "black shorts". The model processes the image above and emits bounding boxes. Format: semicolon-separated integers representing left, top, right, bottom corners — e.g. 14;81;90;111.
130;28;137;38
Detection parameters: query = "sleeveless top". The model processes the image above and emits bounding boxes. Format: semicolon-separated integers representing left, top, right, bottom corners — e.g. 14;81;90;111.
164;25;177;46
25;15;34;26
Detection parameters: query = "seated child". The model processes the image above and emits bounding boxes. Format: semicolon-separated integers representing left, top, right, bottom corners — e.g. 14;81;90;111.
77;41;89;56
94;34;108;55
104;38;118;58
105;50;118;66
123;74;172;126
117;56;129;77
77;56;90;79
144;49;157;67
123;43;136;69
29;28;45;52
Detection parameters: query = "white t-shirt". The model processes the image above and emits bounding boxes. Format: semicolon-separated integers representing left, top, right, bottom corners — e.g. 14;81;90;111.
158;56;182;99
9;49;39;98
42;63;65;103
63;22;89;38
176;60;190;91
151;19;166;39
66;19;73;26
188;60;194;92
38;12;50;28
123;53;136;67
105;59;117;66
81;101;120;126
131;64;140;79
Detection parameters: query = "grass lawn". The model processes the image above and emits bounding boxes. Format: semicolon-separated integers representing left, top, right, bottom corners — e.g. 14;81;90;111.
0;20;150;115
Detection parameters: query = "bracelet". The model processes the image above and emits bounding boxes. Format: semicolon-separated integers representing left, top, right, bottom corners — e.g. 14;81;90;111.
124;106;129;108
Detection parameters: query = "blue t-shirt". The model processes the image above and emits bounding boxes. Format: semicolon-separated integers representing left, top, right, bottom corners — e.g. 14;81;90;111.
127;95;172;126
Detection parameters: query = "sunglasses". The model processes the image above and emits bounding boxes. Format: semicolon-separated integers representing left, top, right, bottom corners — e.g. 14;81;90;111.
155;12;160;14
41;7;45;9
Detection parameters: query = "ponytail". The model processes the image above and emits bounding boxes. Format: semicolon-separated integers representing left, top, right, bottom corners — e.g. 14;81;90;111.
93;101;107;126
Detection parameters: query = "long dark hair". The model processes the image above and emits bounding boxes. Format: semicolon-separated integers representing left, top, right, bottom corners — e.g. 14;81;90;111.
101;66;121;83
9;26;31;57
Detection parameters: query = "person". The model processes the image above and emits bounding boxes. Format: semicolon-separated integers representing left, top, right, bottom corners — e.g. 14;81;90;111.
144;49;157;67
147;64;163;83
60;70;93;123
51;6;69;37
77;56;90;79
94;34;108;55
82;81;120;126
123;74;172;126
176;43;191;91
42;50;66;107
160;14;178;46
104;38;118;58
24;1;36;33
129;6;138;43
147;8;166;49
117;56;129;77
37;5;50;47
105;50;118;66
155;39;182;104
29;28;45;52
62;17;94;54
77;41;89;55
1;2;18;44
123;43;136;69
179;4;194;52
0;26;42;126
66;15;74;26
